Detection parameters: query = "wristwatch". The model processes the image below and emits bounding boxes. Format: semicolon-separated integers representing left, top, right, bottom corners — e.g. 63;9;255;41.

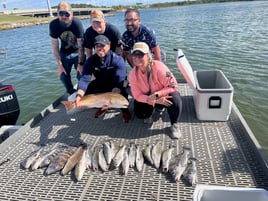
76;93;82;98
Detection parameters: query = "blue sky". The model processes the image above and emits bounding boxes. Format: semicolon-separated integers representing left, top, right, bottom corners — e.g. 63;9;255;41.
0;0;180;11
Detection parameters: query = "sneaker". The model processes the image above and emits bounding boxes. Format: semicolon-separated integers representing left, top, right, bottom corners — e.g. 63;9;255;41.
95;108;108;118
170;123;181;139
122;109;131;123
143;116;153;124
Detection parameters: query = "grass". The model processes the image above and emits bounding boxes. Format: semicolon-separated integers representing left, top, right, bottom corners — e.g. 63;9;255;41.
0;14;55;30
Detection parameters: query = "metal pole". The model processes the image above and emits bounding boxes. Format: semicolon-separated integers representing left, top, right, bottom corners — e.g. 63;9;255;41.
46;0;53;17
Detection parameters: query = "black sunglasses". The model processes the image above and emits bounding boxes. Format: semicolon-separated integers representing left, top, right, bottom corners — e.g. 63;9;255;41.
59;11;70;17
132;51;145;59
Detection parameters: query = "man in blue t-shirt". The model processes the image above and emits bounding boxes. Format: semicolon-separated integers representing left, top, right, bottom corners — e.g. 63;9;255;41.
122;8;165;67
76;35;131;122
49;2;85;94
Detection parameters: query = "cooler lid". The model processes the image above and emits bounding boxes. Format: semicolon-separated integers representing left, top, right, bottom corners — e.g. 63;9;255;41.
176;49;196;89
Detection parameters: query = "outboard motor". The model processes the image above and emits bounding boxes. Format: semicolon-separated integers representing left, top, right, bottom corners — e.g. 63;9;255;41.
0;84;20;127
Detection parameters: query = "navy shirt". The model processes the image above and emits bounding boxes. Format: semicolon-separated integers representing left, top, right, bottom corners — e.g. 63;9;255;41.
49;17;84;54
78;51;126;92
84;23;122;52
122;24;159;52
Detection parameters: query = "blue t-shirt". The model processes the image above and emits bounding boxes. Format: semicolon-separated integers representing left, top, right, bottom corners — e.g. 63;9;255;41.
49;17;84;54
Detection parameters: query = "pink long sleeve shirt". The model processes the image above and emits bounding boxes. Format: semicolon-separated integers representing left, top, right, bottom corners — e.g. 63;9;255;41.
129;60;178;104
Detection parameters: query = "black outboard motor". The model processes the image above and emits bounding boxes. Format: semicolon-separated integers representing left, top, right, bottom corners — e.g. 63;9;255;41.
0;84;20;127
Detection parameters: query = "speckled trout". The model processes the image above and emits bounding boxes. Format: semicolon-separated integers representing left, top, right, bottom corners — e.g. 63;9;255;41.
62;92;129;115
182;157;198;186
74;146;91;181
45;146;76;175
135;144;144;172
103;140;116;165
169;146;191;182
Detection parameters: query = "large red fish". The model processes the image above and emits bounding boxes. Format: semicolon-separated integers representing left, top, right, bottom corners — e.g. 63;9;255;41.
62;92;129;115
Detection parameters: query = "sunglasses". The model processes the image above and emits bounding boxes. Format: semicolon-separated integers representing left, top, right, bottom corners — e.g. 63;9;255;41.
124;18;139;23
59;11;70;17
132;51;145;59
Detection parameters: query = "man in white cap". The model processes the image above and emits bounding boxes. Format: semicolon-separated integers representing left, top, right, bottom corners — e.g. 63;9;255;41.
49;2;85;95
84;9;123;58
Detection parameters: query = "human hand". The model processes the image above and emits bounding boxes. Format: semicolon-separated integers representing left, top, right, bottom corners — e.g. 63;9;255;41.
75;97;81;107
147;94;156;106
77;64;83;75
155;96;173;107
75;94;82;107
58;63;66;76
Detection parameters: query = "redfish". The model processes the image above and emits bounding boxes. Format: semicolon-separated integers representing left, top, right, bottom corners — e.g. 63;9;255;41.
62;92;129;115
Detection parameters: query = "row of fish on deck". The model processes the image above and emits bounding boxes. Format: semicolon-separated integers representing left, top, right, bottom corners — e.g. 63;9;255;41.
21;141;197;186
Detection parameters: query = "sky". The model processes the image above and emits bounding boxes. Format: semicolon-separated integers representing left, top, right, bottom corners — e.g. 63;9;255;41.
0;0;180;11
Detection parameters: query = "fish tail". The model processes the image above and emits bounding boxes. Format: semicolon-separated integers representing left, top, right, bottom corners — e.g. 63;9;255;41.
61;101;75;113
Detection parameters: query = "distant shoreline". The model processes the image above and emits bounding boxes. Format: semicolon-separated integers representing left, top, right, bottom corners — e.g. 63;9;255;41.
0;15;92;31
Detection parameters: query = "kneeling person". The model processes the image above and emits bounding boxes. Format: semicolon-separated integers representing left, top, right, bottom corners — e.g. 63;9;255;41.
129;42;182;138
76;35;131;122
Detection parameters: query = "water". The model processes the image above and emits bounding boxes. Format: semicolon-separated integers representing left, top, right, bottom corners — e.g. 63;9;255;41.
0;1;267;154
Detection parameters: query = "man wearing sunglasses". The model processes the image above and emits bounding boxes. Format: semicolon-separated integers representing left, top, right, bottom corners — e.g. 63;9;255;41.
122;8;165;68
49;2;85;95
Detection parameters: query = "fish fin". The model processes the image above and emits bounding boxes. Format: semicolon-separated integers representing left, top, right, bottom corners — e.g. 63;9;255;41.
61;101;75;113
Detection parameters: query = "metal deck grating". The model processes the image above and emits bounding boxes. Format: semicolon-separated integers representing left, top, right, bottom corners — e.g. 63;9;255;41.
0;83;267;201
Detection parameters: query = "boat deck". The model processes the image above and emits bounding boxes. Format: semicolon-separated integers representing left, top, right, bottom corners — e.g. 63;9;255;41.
0;83;267;201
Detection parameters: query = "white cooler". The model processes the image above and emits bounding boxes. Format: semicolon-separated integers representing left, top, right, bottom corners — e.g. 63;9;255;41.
193;185;268;201
176;49;233;121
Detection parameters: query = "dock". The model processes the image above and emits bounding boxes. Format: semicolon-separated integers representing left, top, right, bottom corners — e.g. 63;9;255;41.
0;82;267;200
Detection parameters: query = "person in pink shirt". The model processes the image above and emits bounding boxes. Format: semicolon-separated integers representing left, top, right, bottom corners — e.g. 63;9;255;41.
129;42;182;139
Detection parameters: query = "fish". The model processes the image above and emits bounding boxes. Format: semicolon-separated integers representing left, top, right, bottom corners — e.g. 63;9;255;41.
142;143;154;166
31;149;57;171
21;147;43;169
182;157;198;186
45;146;76;175
112;144;126;168
61;144;87;175
161;145;174;173
135;144;144;172
121;151;129;175
151;141;162;169
98;147;109;172
91;146;99;172
103;140;116;165
74;146;91;181
128;143;136;168
62;92;129;115
169;146;191;182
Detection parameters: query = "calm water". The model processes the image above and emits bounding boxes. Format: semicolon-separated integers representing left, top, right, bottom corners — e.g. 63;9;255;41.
0;2;267;154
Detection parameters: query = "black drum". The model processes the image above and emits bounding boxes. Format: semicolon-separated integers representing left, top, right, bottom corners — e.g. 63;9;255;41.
0;84;20;126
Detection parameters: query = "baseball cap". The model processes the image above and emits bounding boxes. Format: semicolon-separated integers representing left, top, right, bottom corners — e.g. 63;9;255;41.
94;35;110;46
132;42;149;54
57;2;72;14
91;9;105;22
